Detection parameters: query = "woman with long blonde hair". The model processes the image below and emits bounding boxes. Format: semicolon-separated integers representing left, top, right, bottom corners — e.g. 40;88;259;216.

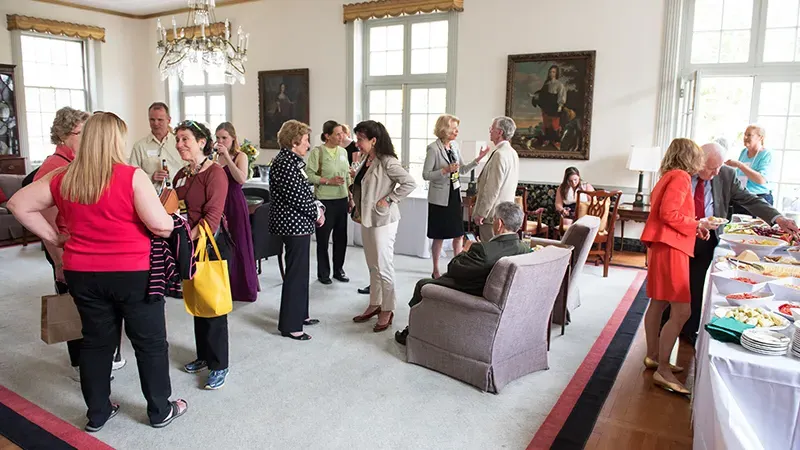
640;138;713;396
8;112;188;431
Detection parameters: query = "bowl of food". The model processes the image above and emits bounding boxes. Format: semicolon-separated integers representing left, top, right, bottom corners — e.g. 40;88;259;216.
719;234;789;259
768;278;800;302
711;270;776;295
715;305;789;330
724;290;775;307
788;247;800;259
775;302;800;321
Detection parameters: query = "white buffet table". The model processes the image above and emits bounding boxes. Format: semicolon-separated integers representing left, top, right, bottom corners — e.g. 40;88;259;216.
693;247;800;450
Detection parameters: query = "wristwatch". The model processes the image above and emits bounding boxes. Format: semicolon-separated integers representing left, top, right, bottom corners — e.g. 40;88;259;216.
385;196;394;204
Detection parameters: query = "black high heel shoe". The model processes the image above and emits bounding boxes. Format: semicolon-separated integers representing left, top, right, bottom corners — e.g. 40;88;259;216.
281;332;312;341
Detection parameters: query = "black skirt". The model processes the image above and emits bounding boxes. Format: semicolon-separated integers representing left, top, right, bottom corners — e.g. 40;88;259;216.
427;185;464;239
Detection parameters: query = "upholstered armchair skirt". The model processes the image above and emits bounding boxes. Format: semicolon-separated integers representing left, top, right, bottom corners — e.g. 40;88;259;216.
407;246;571;393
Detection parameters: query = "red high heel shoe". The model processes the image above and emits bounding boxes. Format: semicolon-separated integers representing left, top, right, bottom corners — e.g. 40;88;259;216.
352;307;381;323
373;312;394;332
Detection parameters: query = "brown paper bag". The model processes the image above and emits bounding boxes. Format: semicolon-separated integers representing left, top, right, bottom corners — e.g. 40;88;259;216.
41;293;83;344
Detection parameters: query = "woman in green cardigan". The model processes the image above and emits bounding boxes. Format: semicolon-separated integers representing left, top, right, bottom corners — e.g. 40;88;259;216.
305;120;354;284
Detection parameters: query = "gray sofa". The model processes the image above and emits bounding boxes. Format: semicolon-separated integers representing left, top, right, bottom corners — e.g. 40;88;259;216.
0;174;26;244
406;246;571;393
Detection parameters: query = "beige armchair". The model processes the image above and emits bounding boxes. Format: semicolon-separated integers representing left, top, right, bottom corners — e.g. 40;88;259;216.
528;215;601;327
406;246;571;393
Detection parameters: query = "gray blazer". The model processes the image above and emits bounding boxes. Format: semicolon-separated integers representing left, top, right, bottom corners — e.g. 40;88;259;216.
422;140;478;207
353;156;417;228
712;165;780;223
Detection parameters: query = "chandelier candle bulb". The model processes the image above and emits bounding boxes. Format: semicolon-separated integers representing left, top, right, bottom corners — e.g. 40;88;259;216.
244;33;249;52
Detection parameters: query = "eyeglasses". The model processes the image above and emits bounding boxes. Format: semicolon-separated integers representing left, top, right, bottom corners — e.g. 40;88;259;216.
68;130;82;136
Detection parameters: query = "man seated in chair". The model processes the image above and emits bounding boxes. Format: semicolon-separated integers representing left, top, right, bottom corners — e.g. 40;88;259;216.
395;202;530;345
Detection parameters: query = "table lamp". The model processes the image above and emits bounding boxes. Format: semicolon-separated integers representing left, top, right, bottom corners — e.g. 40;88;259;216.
626;146;661;207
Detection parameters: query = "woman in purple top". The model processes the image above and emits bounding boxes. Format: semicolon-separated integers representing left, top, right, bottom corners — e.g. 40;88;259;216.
214;122;259;302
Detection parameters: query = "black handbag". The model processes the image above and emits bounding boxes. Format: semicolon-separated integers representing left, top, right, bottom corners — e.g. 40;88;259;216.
207;216;236;262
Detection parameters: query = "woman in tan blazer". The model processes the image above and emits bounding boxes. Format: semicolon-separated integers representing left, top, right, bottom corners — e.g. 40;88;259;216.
350;120;416;332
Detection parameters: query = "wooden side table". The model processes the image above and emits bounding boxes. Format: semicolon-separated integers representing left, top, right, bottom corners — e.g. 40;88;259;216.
617;203;650;264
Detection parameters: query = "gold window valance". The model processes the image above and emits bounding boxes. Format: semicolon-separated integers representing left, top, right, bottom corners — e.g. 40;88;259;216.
7;14;105;42
343;0;463;23
165;22;226;42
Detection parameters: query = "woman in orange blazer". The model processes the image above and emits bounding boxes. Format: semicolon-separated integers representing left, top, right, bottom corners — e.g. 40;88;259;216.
641;138;712;395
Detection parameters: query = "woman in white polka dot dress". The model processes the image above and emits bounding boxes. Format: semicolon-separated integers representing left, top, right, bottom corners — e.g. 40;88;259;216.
268;120;324;341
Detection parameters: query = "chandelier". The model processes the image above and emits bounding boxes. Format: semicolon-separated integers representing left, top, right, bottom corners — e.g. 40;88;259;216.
156;0;249;85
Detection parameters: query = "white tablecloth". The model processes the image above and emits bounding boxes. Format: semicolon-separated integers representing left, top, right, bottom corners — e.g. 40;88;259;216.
693;248;800;450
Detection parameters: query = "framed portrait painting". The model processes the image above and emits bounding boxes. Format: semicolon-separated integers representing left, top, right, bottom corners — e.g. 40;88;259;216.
505;51;596;160
258;68;310;149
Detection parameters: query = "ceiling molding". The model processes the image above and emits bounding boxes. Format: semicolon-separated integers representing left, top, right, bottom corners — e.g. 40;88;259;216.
7;14;106;42
342;0;464;23
30;0;261;20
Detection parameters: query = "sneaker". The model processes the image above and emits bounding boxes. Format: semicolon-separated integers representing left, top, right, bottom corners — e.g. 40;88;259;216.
205;369;229;390
71;367;115;382
184;359;208;373
112;354;126;371
85;403;120;433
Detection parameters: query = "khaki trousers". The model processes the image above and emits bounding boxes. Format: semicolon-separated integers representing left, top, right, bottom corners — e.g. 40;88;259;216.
479;222;495;242
361;221;398;311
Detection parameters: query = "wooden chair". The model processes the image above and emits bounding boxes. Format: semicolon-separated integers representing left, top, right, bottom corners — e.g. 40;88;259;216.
515;187;549;239
575;189;621;277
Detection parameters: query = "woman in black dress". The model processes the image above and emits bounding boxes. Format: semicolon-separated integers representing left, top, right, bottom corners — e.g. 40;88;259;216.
422;114;490;278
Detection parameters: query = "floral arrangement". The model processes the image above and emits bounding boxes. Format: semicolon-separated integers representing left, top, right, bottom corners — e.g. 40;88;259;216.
239;139;259;179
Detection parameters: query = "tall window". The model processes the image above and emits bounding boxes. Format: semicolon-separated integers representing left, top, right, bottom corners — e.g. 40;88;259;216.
362;13;456;183
178;68;230;128
685;0;800;213
20;34;87;165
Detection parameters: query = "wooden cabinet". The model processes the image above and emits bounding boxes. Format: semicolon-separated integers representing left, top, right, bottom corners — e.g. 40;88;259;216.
0;156;25;174
0;63;23;174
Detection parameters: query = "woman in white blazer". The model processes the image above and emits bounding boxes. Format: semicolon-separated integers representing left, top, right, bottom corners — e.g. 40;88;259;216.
350;120;416;332
422;114;491;278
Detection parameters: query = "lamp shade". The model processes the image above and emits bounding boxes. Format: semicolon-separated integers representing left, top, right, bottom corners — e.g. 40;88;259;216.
626;146;661;172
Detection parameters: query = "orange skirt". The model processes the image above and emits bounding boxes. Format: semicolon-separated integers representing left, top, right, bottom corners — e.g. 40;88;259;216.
646;242;691;303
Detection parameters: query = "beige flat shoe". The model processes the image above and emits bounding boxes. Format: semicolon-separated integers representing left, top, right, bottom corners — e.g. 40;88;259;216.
652;371;690;396
643;356;684;373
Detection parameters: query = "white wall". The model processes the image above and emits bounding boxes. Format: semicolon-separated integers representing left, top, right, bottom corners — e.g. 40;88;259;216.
0;0;151;145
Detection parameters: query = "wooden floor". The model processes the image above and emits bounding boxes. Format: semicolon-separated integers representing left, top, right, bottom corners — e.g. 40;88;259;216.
585;322;695;450
0;436;20;450
610;250;648;269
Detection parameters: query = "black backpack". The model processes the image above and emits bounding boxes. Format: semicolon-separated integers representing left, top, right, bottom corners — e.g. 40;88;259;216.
21;154;71;187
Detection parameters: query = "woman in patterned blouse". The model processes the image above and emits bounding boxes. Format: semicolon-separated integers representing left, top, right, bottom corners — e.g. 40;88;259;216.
268;120;324;341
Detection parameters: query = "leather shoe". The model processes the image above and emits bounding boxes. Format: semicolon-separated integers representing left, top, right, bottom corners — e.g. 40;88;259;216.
281;332;312;341
643;356;684;373
353;307;381;323
333;272;350;283
358;286;370;295
318;277;332;285
652;371;690;395
373;312;394;332
395;326;408;345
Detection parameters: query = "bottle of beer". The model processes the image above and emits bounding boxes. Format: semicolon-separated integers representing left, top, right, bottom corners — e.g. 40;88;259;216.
162;159;171;188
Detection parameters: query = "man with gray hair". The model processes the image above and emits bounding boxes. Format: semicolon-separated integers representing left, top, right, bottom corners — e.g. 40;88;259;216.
395;201;529;345
473;116;520;241
664;141;799;344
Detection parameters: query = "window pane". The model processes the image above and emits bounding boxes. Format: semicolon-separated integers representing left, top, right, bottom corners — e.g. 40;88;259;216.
25;88;40;112
184;95;206;121
786;117;800;149
766;0;799;28
763;28;797;62
370;90;386;113
411;22;430;50
757;115;787;148
386;50;403;75
370;26;387;52
783;151;800;182
694;0;724;31
429;48;448;73
411;49;430;74
409;139;428;164
386;90;403;113
370;51;387;77
385;113;403;139
207;70;225;85
39;88;56;113
694;76;753;159
70;90;86;111
429;88;446;113
722;0;753;29
719;30;750;62
369;114;386;125
26;113;41;140
209;115;226;128
209;94;226;117
386;25;403;51
410;88;428;114
759;82;791;115
410;114;428;139
778;184;800;211
55;89;71;110
691;31;721;63
408;163;424;184
790;83;800;115
430;21;448;48
65;41;83;67
50;39;67;66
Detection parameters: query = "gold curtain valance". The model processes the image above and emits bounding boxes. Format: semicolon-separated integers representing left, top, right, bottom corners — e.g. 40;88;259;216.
343;0;463;23
7;14;105;42
166;22;226;42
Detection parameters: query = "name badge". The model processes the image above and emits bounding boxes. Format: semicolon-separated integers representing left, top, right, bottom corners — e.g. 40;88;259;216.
340;154;348;162
147;149;159;158
175;177;187;188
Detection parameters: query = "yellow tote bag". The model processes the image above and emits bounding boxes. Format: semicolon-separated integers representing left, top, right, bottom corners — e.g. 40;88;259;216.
183;221;233;318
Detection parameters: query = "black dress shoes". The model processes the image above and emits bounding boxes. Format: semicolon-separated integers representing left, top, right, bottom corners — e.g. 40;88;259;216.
333;272;350;283
395;327;409;345
358;285;370;295
318;277;332;285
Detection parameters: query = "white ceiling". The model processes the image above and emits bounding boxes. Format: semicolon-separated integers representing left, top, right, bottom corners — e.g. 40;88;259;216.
44;0;197;17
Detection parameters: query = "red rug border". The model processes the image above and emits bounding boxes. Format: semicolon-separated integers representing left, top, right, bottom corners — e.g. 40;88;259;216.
526;269;647;450
0;385;114;450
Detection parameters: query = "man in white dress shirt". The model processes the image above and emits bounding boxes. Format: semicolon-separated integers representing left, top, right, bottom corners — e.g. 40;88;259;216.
129;102;182;187
473;116;521;241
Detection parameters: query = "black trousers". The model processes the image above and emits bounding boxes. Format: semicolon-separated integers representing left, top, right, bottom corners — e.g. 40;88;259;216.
661;234;719;337
279;235;310;333
731;192;773;216
194;315;229;370
316;198;349;278
64;270;171;426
